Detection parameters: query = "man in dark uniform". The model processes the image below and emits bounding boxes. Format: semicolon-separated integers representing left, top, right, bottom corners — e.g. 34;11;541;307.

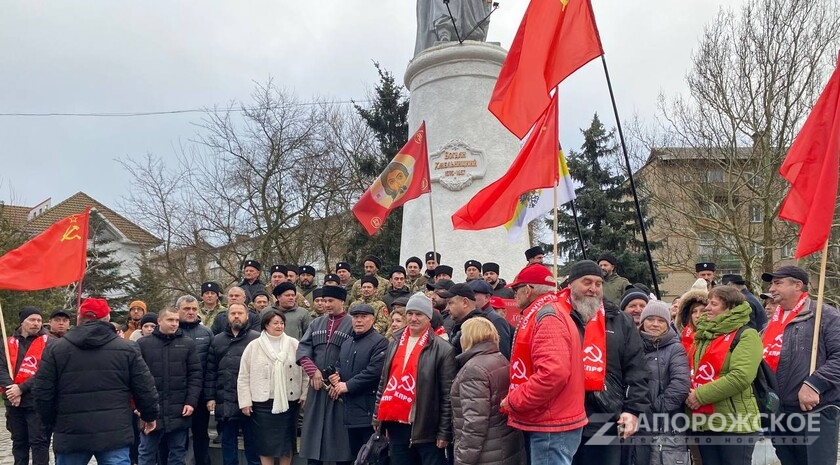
296;286;354;465
405;256;427;293
424;251;441;281
199;281;225;329
335;262;355;291
297;265;319;305
525;246;544;265
464;260;482;281
482;262;514;298
695;261;716;290
433;265;453;283
239;259;265;302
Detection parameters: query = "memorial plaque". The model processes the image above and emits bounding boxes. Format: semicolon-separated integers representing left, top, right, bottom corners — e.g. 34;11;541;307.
429;140;487;191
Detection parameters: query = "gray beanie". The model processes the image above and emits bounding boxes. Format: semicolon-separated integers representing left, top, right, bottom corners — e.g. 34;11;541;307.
620;289;650;312
640;300;671;324
406;292;433;319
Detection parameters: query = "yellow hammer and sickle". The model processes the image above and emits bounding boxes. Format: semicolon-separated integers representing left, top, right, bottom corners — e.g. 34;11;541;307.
560;0;569;11
61;225;82;242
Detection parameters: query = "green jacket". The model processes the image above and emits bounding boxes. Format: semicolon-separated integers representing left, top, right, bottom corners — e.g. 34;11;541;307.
602;272;630;306
690;302;762;433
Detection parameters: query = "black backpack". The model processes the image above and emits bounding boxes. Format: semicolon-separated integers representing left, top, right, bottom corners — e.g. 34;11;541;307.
731;326;780;422
355;430;390;465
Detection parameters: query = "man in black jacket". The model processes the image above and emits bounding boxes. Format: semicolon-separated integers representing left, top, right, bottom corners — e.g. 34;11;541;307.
467;279;512;359
33;297;159;465
0;307;52;465
205;303;260;465
438;283;487;355
566;260;649;465
137;307;202;465
328;303;389;458
176;295;214;465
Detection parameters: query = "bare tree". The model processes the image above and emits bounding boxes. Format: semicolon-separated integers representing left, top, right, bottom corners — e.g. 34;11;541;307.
120;79;377;294
634;0;840;290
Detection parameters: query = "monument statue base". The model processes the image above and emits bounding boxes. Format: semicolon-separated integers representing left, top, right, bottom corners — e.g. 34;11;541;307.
400;41;531;283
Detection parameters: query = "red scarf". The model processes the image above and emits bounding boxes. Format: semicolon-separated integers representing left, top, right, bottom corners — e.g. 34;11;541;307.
8;335;48;384
582;300;607;391
762;293;809;371
681;326;694;354
509;290;565;393
688;329;737;414
377;326;430;423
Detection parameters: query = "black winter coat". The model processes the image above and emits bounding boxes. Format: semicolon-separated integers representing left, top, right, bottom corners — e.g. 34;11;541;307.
375;327;457;444
0;328;52;408
137;328;203;432
571;301;650;437
382;286;411;311
450;310;488;355
640;328;690;415
33;321;158;453
338;327;388;428
210;309;261;336
205;327;260;420
179;318;214;372
481;304;513;360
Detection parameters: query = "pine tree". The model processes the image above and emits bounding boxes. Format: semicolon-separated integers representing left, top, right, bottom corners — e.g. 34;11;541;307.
125;251;171;313
345;63;410;273
549;114;659;286
83;212;133;321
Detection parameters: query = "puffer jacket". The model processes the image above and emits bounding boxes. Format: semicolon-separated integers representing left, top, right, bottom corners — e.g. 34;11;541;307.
382;285;411;311
137;327;203;432
33;321;158;453
451;341;526;465
775;299;840;411
374;327;457;444
640;327;690;415
205;327;259;420
690;302;762;433
338;327;389;428
179;317;214;372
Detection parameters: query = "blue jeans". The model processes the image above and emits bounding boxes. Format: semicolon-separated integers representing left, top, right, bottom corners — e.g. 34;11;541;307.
57;447;130;465
138;428;188;465
218;419;259;465
525;428;582;465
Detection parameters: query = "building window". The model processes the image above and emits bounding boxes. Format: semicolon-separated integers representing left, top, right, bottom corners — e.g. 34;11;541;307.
748;242;762;258
749;205;762;223
781;243;795;259
746;172;762;188
697;233;715;257
706;169;725;183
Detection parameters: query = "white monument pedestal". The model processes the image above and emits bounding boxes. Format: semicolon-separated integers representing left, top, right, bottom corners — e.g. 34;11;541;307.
400;41;531;283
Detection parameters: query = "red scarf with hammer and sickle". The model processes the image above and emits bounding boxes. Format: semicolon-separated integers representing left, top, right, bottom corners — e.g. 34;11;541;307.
762;293;809;372
688;329;738;414
582;300;607;391
509;290;566;393
377;325;430;423
8;335;48;385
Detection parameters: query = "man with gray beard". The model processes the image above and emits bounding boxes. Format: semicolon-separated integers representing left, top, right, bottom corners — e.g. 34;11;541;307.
566;260;649;465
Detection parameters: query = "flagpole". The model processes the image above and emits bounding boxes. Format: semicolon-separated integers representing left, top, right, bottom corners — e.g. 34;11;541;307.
809;240;830;374
0;301;12;378
427;193;438;264
553;186;559;282
600;55;660;298
570;200;587;260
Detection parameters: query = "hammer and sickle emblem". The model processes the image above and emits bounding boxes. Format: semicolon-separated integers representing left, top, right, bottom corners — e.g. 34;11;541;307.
61;225;82;242
511;359;527;380
21;355;38;370
385;375;398;393
398;374;416;393
583;345;604;364
414;130;424;144
695;363;716;383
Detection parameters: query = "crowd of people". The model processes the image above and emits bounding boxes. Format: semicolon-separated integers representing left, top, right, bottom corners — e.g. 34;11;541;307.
2;248;840;465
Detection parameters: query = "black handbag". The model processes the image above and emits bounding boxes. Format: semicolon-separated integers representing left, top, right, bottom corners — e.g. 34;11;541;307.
355;430;390;465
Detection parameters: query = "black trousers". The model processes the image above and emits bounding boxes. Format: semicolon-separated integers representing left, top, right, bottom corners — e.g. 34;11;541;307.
694;431;757;465
383;422;447;465
5;405;50;465
190;403;211;465
573;423;621;465
347;426;373;460
773;407;840;465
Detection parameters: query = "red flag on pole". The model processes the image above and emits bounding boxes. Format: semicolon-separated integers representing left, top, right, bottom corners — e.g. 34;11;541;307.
0;207;91;291
352;122;431;235
452;95;559;230
778;54;840;258
489;0;603;139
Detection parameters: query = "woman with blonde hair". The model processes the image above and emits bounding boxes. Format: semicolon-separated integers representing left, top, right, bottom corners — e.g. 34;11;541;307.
450;318;525;465
238;309;308;465
385;306;407;340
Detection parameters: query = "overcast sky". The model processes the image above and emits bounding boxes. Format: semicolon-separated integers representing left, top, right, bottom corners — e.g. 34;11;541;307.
0;0;742;211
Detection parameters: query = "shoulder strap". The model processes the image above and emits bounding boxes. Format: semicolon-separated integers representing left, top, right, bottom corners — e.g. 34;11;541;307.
730;325;755;352
536;303;559;323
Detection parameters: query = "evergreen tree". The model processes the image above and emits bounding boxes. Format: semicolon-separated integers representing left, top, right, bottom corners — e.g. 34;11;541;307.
548;114;659;286
125;251;171;313
345;63;410;273
83;212;133;321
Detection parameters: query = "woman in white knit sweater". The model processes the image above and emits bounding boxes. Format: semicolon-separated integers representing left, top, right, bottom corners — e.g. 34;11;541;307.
238;309;308;465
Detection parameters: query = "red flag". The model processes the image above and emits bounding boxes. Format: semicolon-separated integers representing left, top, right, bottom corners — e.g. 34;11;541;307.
452;96;559;230
0;208;91;291
352;122;431;235
489;0;603;139
778;54;840;258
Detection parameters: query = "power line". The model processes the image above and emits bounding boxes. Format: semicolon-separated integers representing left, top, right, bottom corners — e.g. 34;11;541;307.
0;99;372;118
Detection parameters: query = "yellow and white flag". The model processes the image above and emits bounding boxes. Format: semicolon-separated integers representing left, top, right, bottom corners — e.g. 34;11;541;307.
504;150;576;242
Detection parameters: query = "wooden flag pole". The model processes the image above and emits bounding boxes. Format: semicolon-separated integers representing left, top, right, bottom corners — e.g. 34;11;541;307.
0;301;13;379
809;240;830;374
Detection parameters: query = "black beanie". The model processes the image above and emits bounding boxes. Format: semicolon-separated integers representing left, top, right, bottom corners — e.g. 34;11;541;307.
567;260;603;283
19;307;41;322
140;312;158;327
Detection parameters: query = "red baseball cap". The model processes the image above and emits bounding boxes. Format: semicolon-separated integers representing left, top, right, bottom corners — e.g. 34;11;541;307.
79;297;111;319
507;264;557;288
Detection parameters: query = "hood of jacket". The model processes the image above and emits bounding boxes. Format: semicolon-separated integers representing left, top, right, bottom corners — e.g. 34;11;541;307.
151;327;184;340
676;288;709;332
63;320;119;349
455;340;499;367
694;302;751;341
640;326;680;352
